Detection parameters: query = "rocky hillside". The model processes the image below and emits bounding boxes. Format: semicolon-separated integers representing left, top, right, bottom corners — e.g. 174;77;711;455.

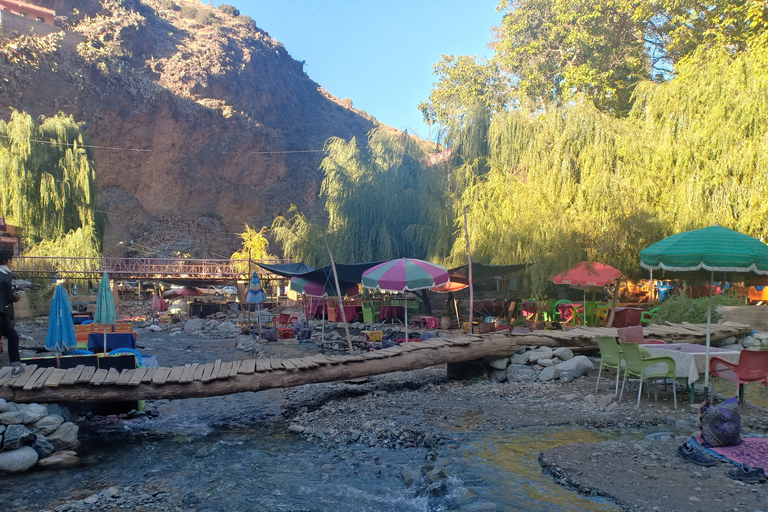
0;0;377;257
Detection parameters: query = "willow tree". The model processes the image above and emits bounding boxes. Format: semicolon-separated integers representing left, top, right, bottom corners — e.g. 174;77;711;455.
0;110;105;251
319;129;453;263
229;224;274;273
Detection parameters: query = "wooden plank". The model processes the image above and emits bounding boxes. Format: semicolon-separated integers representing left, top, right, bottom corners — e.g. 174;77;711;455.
309;354;331;365
179;363;196;383
90;368;108;385
152;367;172;385
115;369;134;386
60;365;84;385
77;366;96;384
128;367;147;386
32;367;56;389
193;363;205;381
0;366;12;386
141;366;158;383
263;359;274;371
44;368;68;388
103;368;121;385
298;357;319;368
211;359;222;380
239;359;256;374
200;363;216;382
10;365;37;388
23;367;48;391
166;366;185;383
288;358;308;370
229;360;241;377
255;359;267;372
216;361;233;379
276;359;294;370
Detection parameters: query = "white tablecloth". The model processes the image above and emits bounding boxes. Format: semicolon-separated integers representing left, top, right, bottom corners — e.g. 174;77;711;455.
643;343;741;384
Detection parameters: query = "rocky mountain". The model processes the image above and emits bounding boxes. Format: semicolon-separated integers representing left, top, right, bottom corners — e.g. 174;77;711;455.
0;0;377;257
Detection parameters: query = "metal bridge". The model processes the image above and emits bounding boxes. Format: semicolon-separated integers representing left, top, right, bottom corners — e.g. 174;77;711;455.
11;256;291;281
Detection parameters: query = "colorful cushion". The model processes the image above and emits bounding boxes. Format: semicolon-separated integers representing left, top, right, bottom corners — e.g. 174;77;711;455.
700;397;741;447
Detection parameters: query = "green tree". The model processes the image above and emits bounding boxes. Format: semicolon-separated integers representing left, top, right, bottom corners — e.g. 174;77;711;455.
229;224;273;273
493;0;648;115
0;110;105;252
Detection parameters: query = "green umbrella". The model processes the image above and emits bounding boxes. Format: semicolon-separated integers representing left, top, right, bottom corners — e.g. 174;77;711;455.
94;272;117;354
639;226;768;392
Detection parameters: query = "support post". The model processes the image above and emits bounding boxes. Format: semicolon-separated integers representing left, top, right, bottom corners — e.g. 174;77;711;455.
463;206;474;334
325;237;354;354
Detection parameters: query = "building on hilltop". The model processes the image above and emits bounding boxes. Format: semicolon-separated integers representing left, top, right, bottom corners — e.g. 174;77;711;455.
0;0;55;25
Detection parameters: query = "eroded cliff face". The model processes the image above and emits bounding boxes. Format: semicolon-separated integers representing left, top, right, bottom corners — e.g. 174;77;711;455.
1;0;376;257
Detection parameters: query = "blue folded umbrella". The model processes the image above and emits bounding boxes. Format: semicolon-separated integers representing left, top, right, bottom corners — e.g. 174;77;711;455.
45;284;77;353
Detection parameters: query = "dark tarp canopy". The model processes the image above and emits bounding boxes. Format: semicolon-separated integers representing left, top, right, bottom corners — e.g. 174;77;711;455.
256;261;386;290
448;263;529;284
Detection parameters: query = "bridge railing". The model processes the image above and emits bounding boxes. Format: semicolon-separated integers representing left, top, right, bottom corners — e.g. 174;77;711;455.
12;256;292;280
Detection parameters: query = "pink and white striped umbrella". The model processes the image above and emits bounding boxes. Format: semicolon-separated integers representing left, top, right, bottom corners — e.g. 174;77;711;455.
361;258;449;292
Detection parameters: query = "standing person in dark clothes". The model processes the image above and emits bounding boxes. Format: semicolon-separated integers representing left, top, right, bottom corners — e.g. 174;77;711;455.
0;248;23;376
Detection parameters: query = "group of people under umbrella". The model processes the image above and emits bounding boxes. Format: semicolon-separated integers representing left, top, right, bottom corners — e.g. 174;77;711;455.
41;225;768;392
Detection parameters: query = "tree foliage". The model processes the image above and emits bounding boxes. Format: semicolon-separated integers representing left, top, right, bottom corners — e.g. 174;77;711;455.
272;130;455;265
229;224;273;273
0;110;105;253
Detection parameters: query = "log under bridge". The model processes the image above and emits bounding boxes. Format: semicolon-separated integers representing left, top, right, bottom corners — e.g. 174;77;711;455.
0;321;751;404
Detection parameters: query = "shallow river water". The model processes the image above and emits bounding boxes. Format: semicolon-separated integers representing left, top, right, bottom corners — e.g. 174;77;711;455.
2;422;647;512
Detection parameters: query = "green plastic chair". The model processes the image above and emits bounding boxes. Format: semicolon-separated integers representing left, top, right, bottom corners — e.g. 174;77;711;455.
553;299;572;322
640;306;661;326
542;299;558;322
595;336;624;395
582;301;600;326
618;341;677;409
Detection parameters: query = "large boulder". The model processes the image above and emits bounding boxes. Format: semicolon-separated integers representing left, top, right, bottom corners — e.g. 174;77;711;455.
21;404;48;425
553;347;574;361
483;356;511;370
45;404;72;423
47;422;80;451
2;424;35;451
184;318;205;332
32;435;55;459
0;446;38;472
741;336;762;348
538;366;561;382
29;415;64;436
0;411;22;425
526;347;553;364
0;399;7;413
507;364;537;382
555;355;594;379
509;352;530;365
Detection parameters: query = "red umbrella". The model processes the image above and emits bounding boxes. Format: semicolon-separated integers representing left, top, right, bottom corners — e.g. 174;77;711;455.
151;295;168;312
162;286;203;299
552;262;621;287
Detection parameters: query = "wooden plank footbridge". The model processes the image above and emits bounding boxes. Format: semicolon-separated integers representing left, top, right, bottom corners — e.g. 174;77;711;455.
0;321;751;404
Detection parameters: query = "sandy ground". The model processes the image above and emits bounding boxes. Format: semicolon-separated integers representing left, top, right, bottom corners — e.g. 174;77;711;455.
4;316;768;512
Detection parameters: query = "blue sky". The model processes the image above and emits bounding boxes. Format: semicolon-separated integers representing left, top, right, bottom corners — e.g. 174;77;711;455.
232;1;502;141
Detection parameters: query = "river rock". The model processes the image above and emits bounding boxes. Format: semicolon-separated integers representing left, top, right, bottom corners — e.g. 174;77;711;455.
538;366;561;382
2;424;35;450
0;446;38;472
509;352;530;365
597;394;615;407
0;399;7;413
29;415;63;436
46;404;72;423
184;318;205;332
0;411;22;425
555;355;594;378
553;347;574;361
712;336;736;347
490;368;508;383
538;358;554;367
32;435;55;459
484;356;511;370
507;364;537;382
47;422;80;451
741;336;761;348
218;321;239;337
37;450;78;468
559;371;576;383
526;347;553;364
21;404;48;424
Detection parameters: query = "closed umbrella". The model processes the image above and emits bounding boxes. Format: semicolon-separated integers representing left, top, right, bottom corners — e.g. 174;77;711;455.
639;225;768;392
94;272;116;355
362;258;449;342
45;284;77;353
150;295;168;324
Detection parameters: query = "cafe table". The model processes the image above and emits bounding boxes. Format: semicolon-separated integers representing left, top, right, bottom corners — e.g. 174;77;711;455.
611;307;644;328
642;343;742;404
379;305;405;323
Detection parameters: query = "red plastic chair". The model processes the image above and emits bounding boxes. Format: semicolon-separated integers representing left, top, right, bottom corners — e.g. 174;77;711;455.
617;325;666;345
710;350;768;402
277;313;291;327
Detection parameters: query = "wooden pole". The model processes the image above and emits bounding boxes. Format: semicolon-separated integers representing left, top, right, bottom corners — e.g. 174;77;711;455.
606;276;621;328
324;237;354;354
463;207;474;334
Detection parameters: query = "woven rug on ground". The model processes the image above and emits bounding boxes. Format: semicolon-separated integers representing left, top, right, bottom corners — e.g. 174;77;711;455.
691;434;768;468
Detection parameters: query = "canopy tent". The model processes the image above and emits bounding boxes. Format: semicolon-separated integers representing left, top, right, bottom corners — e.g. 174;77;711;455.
257;261;385;287
254;262;316;277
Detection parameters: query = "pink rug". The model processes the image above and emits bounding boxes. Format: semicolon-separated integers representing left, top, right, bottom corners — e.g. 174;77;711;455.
691;434;768;468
